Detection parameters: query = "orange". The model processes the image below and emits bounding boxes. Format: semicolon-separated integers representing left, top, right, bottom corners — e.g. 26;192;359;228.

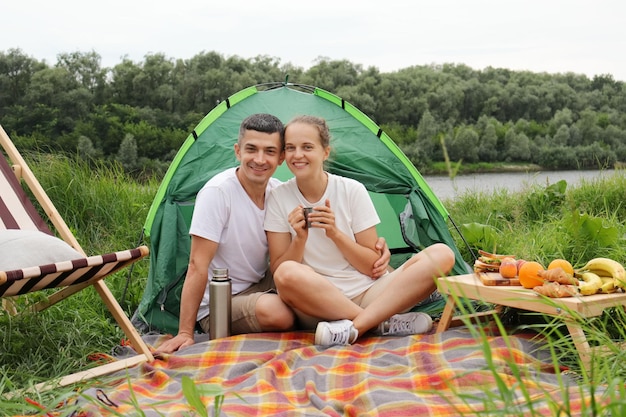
548;258;574;275
518;261;545;289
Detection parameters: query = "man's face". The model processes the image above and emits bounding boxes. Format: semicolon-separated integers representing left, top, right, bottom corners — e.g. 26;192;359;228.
234;129;284;186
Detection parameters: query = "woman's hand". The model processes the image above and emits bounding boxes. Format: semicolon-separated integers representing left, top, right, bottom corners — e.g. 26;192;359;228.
307;199;339;238
287;205;309;238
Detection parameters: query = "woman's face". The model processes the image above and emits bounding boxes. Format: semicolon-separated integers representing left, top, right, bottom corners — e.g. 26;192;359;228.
284;122;330;179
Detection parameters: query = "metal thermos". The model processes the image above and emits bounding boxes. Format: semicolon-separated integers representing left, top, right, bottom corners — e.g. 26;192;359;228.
209;268;232;339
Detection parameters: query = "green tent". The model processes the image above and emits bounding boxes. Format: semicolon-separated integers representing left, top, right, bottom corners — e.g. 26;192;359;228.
134;82;470;335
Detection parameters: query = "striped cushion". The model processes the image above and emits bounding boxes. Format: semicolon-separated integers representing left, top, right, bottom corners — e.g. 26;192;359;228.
0;245;149;297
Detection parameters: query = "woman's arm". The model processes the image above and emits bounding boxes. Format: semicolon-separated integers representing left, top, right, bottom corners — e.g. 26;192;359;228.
327;225;380;276
267;205;309;274
267;230;305;274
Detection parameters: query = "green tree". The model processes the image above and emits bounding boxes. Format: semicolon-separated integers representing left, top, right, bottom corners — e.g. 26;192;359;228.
77;135;99;159
550;108;574;135
448;126;479;163
500;128;518;161
574;143;616;169
576;109;601;145
116;133;138;171
505;132;531;162
0;49;45;111
537;145;577;169
417;110;438;143
552;124;570;146
478;123;498;162
21;66;88;136
110;58;143;105
302;58;362;92
56;51;107;102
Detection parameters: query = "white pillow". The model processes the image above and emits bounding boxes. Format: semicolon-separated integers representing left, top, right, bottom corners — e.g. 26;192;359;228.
0;230;84;271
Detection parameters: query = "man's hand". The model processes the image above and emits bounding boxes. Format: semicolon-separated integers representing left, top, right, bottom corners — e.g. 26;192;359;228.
155;333;195;354
372;237;391;278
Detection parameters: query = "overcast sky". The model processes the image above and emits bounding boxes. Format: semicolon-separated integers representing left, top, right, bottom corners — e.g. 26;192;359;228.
3;0;625;82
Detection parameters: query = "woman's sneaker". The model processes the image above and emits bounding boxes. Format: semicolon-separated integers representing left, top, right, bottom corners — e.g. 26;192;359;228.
314;319;359;346
375;312;433;336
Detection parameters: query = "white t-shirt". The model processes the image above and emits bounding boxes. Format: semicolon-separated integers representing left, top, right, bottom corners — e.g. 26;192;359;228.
264;173;380;298
189;167;281;320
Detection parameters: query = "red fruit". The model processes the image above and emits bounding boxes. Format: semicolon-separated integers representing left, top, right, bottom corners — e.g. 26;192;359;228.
499;258;518;278
516;259;527;274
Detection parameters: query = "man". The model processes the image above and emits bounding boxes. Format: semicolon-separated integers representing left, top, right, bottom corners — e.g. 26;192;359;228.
157;114;390;353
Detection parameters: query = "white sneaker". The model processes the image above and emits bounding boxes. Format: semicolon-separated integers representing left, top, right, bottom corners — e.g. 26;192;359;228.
376;312;433;336
314;319;359;346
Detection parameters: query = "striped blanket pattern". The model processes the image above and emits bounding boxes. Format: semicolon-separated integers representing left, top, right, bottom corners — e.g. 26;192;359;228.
76;329;594;416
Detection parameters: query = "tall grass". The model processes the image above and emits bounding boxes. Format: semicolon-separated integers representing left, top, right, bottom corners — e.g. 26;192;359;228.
0;153;157;414
1;154;625;415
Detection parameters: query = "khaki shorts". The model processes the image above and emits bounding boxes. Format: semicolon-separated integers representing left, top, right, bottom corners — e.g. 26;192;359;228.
296;263;410;330
198;272;276;335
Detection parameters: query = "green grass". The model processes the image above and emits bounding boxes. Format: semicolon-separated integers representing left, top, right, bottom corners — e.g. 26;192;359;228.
1;154;625;415
0;154;157;414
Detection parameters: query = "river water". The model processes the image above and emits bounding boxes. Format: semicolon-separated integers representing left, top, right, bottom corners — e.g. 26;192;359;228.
422;170;621;202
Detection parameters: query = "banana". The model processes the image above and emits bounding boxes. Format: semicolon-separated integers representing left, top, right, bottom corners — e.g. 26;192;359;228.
599;277;617;294
579;258;626;289
579;271;603;295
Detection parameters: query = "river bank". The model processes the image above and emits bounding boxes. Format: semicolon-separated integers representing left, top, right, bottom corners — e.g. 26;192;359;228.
423;161;626;176
423;162;551;176
423;169;622;201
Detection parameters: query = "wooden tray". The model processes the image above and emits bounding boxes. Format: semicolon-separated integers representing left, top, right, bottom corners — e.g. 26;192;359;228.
477;272;521;286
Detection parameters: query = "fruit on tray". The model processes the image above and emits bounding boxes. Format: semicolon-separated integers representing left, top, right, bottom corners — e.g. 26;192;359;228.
547;258;574;275
531;257;626;297
518;261;545;289
498;257;518;278
576;257;626;290
474;251;626;296
577;271;603;295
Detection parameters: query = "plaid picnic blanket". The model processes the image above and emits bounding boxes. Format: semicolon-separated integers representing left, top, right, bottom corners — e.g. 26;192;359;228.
74;329;598;416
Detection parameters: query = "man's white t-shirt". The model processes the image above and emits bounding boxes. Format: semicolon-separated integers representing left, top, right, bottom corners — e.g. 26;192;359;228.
189;167;281;321
264;173;380;299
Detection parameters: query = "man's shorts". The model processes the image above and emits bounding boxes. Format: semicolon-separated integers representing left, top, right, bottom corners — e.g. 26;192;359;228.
198;272;276;335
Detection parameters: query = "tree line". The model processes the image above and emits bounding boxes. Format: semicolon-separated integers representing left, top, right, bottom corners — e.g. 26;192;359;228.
1;48;625;177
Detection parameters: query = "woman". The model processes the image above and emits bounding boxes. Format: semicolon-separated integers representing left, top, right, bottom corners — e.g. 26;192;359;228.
264;115;455;346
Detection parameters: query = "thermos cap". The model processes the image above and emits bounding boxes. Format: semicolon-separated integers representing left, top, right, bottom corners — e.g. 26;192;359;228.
212;268;229;280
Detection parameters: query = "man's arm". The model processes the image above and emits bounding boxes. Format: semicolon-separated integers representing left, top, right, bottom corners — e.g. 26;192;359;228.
156;235;218;353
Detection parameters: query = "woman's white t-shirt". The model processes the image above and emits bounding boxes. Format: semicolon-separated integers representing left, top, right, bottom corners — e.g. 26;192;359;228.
264;173;380;298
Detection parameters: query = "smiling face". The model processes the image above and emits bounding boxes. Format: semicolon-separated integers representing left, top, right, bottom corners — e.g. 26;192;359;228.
283;121;330;181
234;129;284;187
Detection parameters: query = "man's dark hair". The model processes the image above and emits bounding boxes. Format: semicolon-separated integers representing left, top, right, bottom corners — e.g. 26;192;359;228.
238;113;285;148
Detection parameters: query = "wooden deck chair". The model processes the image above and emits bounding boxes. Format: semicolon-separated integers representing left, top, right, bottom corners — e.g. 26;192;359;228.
0;124;154;389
